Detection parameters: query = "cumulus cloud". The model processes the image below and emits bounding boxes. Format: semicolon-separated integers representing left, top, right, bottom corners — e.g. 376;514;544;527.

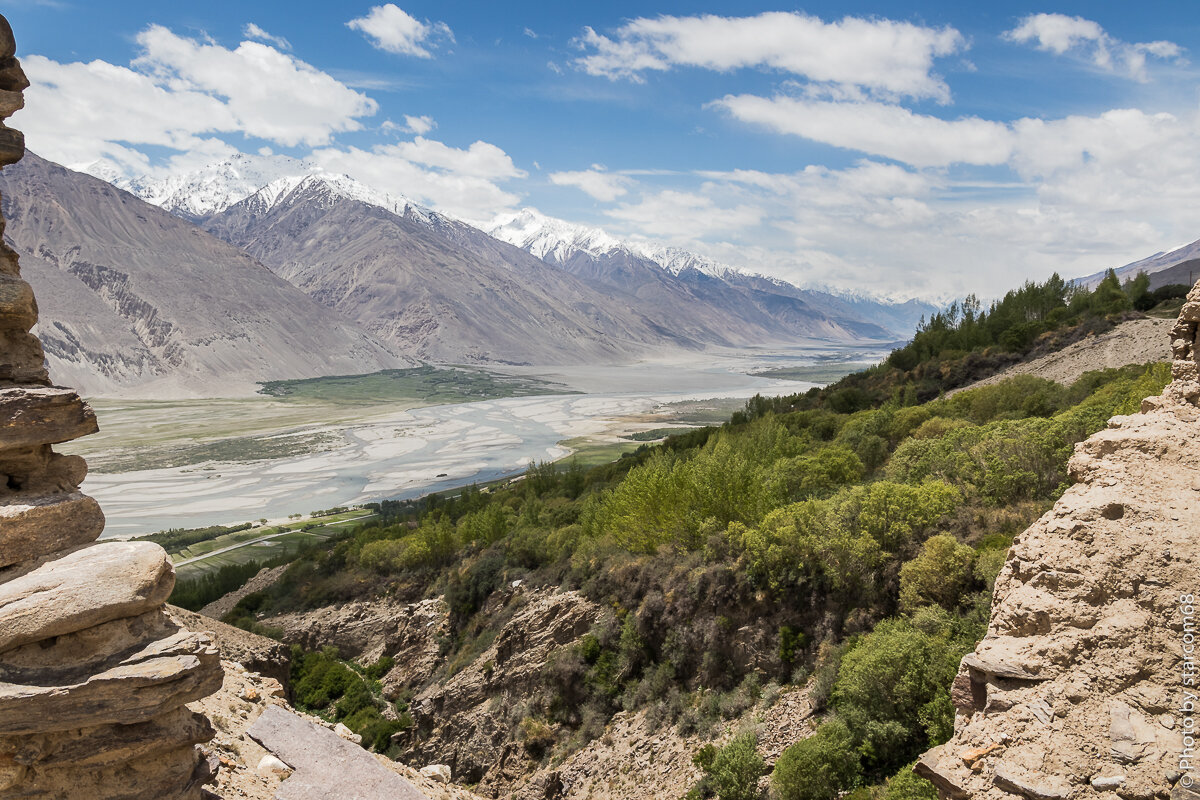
402;114;436;135
1005;13;1183;80
713;95;1014;167
243;23;291;50
606;190;764;240
549;166;631;202
575;12;965;101
16;24;379;171
591;97;1200;299
347;4;453;58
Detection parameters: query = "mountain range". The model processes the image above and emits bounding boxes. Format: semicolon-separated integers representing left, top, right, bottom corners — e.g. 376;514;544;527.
3;152;940;395
1075;236;1200;290
0;153;410;397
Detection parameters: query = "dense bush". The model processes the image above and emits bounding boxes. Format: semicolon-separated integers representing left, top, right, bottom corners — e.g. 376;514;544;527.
170;560;264;611
688;730;764;800
289;646;408;752
772;718;859;800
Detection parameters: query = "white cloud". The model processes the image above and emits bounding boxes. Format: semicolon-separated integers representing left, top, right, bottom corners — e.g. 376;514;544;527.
347;4;453;58
1005;13;1183;81
133;26;378;146
575;12;965;101
402;114;436;135
591;112;1200;300
243;23;291;51
713;95;1014;167
385;136;525;180
606;190;764;240
549;167;631;202
15;26;377;169
524;28;538;40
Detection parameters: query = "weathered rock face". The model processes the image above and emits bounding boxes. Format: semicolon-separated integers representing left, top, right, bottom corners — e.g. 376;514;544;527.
917;285;1200;799
0;15;223;799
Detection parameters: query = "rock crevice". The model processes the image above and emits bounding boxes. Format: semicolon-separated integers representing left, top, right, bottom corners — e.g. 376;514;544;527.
0;15;223;799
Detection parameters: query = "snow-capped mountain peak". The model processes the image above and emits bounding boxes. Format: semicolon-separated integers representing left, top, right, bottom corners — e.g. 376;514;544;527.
243;172;430;224
104;152;318;220
487;208;625;264
99;154;438;228
487;207;741;280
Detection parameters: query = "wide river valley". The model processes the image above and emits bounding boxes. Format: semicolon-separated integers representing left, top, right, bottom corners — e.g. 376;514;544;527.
71;350;883;537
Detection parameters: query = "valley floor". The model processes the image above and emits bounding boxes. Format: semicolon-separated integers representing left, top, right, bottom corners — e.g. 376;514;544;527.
73;348;874;537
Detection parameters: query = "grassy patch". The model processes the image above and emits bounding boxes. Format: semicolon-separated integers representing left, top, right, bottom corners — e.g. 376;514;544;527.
167;510;376;580
258;365;573;405
89;430;342;474
653;398;750;426
622;427;701;442
559;437;645;468
750;362;877;384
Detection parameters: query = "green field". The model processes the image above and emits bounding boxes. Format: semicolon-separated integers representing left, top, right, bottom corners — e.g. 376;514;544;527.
153;509;376;580
749;361;877;384
558;437;646;467
257;365;573;405
622;426;701;441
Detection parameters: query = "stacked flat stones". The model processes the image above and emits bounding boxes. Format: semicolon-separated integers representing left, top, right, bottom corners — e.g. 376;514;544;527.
0;15;224;800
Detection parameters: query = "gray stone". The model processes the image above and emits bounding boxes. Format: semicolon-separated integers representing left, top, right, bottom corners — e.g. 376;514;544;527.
0;491;104;567
0;126;21;167
913;746;969;800
0;59;28;94
993;763;1072;800
0;88;21;117
0;541;174;653
1110;699;1159;763
248;705;430;799
0;706;214;769
0;271;34;328
0;629;222;733
0;18;13;60
961;652;1044;681
0;386;98;449
1173;783;1200;800
1090;774;1126;790
420;764;451;784
257;754;293;778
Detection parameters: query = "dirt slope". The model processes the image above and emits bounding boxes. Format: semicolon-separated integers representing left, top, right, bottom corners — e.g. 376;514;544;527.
952;317;1172;395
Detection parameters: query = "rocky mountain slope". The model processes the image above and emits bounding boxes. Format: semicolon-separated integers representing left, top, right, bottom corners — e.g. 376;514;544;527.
488;208;930;339
952;316;1174;395
0;153;411;396
200;176;900;365
230;582;819;800
200;177;693;365
1076;235;1200;289
917;289;1200;799
121;160;907;364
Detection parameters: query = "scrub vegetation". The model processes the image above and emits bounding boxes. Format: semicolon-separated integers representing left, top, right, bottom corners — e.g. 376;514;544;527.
212;271;1175;794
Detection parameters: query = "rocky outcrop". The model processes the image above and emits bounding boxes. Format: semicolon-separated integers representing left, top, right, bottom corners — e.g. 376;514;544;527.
0;16;223;798
918;285;1200;798
192;657;487;800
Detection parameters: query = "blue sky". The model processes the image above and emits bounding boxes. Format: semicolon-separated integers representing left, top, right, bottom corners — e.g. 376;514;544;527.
5;1;1200;299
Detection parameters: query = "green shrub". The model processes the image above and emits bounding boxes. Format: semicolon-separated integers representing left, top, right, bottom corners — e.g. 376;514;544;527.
708;730;764;800
899;535;976;611
830;618;963;775
771;719;858;800
518;717;556;758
